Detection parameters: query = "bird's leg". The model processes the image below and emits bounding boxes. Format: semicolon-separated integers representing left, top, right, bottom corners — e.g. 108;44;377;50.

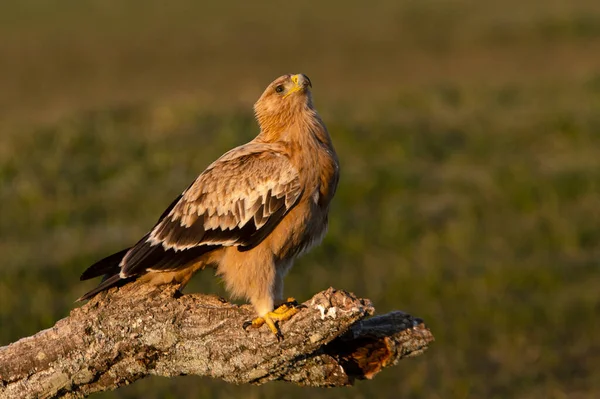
270;268;305;316
243;298;304;341
242;265;305;340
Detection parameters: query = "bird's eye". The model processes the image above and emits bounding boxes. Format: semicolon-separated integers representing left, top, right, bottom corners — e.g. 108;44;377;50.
275;85;285;93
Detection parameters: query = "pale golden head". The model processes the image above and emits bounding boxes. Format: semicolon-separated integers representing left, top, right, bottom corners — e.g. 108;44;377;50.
254;74;314;132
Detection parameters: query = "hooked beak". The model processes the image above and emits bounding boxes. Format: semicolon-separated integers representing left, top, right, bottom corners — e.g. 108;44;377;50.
291;74;311;88
285;74;312;97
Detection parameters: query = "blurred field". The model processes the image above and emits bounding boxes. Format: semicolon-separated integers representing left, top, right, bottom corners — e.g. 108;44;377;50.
1;1;600;398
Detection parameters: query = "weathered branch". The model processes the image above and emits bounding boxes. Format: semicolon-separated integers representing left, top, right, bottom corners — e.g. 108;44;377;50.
0;284;434;398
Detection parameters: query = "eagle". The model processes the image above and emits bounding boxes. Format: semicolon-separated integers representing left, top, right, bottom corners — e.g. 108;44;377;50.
78;74;340;339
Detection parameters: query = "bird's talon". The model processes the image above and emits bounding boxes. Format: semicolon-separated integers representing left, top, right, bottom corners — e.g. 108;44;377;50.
242;320;253;330
243;316;266;331
173;290;184;299
280;297;299;307
273;297;304;314
273;305;291;314
244;303;302;340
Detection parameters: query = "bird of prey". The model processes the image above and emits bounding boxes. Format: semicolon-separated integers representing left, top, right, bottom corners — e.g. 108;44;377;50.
79;73;339;339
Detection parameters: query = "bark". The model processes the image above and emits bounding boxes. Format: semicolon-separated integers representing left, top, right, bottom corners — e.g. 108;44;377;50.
0;283;434;399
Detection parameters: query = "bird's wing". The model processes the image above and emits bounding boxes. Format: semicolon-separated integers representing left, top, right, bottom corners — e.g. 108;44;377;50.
119;147;303;277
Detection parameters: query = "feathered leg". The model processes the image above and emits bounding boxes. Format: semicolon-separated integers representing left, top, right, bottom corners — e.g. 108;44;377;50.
242;259;302;340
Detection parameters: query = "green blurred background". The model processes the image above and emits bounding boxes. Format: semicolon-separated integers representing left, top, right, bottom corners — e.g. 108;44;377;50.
1;1;600;398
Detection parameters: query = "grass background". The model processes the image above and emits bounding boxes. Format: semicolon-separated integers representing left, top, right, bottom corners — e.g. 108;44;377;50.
1;1;599;398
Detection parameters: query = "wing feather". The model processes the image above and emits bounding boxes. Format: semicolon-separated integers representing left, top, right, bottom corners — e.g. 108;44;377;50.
120;148;302;277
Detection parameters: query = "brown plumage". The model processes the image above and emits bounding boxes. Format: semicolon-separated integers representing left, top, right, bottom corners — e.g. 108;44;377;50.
79;73;339;337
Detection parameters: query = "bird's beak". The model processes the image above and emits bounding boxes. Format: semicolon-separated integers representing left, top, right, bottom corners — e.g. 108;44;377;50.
285;74;312;98
292;74;311;88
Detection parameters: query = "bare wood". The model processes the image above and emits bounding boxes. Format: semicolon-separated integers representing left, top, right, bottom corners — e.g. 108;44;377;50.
0;285;434;399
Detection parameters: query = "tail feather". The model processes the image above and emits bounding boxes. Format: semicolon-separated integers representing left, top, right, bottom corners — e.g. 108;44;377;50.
80;248;130;281
77;274;131;302
78;248;132;301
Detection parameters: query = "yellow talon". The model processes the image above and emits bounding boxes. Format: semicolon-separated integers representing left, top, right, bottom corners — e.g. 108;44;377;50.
243;298;303;341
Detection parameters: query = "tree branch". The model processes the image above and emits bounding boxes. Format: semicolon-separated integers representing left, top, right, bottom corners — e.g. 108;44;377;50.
0;284;434;398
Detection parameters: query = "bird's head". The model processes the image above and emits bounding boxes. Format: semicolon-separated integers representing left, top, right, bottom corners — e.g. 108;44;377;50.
254;74;314;131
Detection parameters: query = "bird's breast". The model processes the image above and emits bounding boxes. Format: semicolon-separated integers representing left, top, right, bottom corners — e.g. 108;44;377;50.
267;195;329;260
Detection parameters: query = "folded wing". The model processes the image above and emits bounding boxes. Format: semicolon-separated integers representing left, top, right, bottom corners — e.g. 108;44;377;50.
119;148;303;277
